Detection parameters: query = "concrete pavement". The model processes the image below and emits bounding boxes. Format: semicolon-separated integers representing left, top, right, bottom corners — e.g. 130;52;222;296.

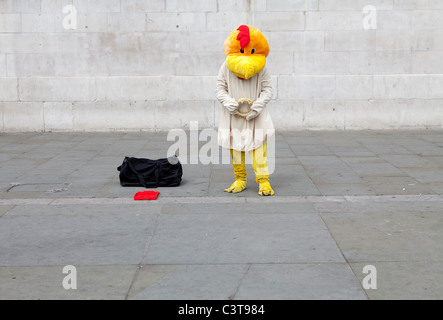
1;130;443;300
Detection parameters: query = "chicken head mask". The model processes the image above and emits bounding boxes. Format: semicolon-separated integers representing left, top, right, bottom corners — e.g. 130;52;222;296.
223;25;270;80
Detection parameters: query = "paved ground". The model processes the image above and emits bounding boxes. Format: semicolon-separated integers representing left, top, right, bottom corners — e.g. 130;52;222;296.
0;130;443;300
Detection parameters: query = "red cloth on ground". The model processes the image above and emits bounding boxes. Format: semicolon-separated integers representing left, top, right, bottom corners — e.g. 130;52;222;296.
134;191;160;200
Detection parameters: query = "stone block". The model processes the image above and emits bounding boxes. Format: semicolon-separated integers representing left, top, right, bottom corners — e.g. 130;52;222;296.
341;99;443;130
0;78;18;101
350;51;411;74
412;51;443;74
303;100;345;130
72;101;156;131
305;11;362;30
120;0;165;12
130;264;248;300
167;76;217;100
267;100;304;130
0;54;5;76
7;54;55;77
293;51;350;75
254;12;305;31
21;14;56;32
95;76;168;101
43;102;74;132
0;205;159;266
336;75;373;100
0;0;41;13
267;51;294;75
411;30;443;51
106;13;147;32
73;0;121;13
1;102;44;132
430;75;443;99
393;0;438;10
143;213;344;264
377;10;411;29
206;12;252;32
278;76;336;99
0;14;21;32
154;100;216;129
325;30;375;51
218;0;266;11
267;0;319;11
269;31;304;51
101;52;176;76
412;10;443;29
319;0;393;10
373;75;430;99
236;263;366;300
41;0;80;13
166;0;217;12
19;77;96;102
175;53;224;76
304;31;325;51
147;12;206;32
376;29;412;50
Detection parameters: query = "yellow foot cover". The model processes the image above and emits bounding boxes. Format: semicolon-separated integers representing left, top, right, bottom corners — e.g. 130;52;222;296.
258;181;274;196
224;180;247;193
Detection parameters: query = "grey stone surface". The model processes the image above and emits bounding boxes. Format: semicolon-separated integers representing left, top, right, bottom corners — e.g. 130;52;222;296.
350;261;443;300
235;264;367;300
0;265;137;300
0;130;443;300
130;264;248;300
0;204;160;266
143;213;344;264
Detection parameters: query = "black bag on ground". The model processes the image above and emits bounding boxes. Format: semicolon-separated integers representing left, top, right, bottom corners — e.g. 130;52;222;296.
117;156;182;188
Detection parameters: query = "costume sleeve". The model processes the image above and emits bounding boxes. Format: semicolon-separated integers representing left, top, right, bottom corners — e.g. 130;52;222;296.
215;63;237;107
251;67;273;113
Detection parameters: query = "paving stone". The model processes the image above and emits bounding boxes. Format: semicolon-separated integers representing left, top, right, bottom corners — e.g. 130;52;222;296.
298;155;349;169
143;213;344;264
363;176;436;195
235;264;367;300
320;205;443;262
130;264;248;300
306;168;365;184
315;183;377;196
0;205;160;266
350;261;443;300
0;265;137;300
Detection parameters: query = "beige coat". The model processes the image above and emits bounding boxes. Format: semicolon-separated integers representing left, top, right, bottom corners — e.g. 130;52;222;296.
215;62;275;152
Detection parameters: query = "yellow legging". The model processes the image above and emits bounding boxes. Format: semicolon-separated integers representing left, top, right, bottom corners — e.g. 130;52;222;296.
231;141;269;184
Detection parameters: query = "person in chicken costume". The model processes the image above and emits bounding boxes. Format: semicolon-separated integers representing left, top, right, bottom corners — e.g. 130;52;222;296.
216;25;275;196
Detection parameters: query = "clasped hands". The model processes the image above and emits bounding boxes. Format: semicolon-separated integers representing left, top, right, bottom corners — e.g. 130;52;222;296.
224;99;260;121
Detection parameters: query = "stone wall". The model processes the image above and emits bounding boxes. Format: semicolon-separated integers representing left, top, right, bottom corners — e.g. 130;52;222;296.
0;0;442;131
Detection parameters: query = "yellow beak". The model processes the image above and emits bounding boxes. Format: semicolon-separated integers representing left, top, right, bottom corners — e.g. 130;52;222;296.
226;55;266;80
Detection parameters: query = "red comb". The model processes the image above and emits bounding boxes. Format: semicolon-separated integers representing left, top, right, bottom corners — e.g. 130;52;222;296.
236;25;250;50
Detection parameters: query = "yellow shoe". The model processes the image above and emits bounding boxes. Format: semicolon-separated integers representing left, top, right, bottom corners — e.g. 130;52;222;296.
258;181;274;196
224;180;247;193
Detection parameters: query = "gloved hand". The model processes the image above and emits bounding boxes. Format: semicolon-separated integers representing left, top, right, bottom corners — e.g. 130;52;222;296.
246;104;263;121
224;100;239;115
246;110;259;121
